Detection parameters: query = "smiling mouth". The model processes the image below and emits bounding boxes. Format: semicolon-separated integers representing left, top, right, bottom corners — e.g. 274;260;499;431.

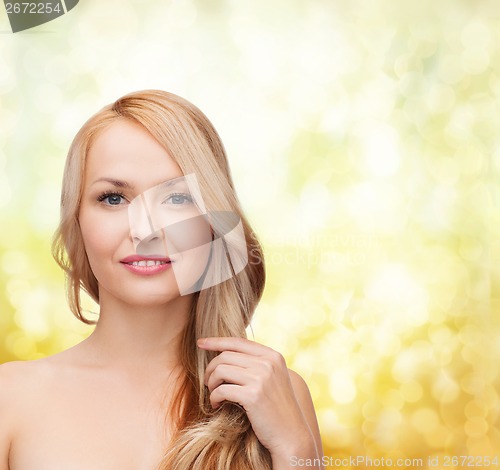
120;257;174;276
120;255;174;266
127;260;171;267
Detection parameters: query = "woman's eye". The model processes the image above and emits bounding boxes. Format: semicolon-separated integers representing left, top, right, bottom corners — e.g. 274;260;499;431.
97;192;126;206
107;195;124;205
165;193;193;205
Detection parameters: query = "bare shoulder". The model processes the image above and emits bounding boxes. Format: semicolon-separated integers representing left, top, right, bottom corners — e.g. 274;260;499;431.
0;359;52;407
288;369;309;394
0;358;60;411
0;360;35;398
0;359;44;375
0;358;67;470
0;342;100;399
0;361;40;470
288;369;324;457
0;358;55;386
288;368;315;411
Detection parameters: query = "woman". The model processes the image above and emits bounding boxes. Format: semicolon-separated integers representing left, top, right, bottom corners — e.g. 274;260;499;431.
0;90;323;469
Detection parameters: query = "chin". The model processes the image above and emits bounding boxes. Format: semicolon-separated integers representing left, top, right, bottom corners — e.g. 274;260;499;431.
99;284;184;308
127;291;184;307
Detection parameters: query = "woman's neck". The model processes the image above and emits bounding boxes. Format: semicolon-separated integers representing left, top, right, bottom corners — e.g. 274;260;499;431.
77;291;194;376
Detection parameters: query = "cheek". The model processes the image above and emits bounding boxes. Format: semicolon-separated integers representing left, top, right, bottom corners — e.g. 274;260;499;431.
79;210;129;263
171;243;212;295
165;215;212;254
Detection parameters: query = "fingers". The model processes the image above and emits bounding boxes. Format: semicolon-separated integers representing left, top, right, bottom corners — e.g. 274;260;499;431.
199;336;289;411
197;336;275;356
209;383;245;409
197;336;315;457
203;350;261;385
205;363;248;392
198;337;287;372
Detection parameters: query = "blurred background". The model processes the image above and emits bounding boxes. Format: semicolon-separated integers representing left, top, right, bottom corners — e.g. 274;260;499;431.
1;0;499;467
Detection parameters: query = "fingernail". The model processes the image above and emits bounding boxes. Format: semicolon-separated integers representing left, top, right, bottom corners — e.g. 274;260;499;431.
197;338;207;347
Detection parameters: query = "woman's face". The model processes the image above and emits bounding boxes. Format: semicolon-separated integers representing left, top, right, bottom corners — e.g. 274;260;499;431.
78;118;211;308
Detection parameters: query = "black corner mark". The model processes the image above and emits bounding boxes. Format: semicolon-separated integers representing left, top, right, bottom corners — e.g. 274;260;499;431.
4;0;80;33
64;0;78;11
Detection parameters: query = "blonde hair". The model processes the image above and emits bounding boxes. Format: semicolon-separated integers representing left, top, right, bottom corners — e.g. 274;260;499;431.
52;90;271;469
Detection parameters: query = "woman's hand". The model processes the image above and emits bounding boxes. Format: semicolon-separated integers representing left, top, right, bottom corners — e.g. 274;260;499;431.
198;337;323;469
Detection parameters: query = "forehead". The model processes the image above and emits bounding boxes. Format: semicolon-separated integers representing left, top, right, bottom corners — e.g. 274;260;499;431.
84;118;183;189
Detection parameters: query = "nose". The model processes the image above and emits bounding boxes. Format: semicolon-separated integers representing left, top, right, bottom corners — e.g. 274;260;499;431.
131;226;161;245
135;228;169;257
129;195;174;257
128;195;157;245
130;222;156;246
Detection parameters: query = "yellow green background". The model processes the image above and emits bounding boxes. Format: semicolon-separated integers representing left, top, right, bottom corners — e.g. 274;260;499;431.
1;0;499;467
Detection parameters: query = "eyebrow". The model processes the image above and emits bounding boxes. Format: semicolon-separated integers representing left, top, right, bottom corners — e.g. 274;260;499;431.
90;176;187;190
91;178;134;189
162;178;186;188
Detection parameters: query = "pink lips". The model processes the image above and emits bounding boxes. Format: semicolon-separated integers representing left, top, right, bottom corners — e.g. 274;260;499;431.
120;255;173;276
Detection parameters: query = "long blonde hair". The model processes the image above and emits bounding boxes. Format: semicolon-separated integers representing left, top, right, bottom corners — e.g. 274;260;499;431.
52;90;271;469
